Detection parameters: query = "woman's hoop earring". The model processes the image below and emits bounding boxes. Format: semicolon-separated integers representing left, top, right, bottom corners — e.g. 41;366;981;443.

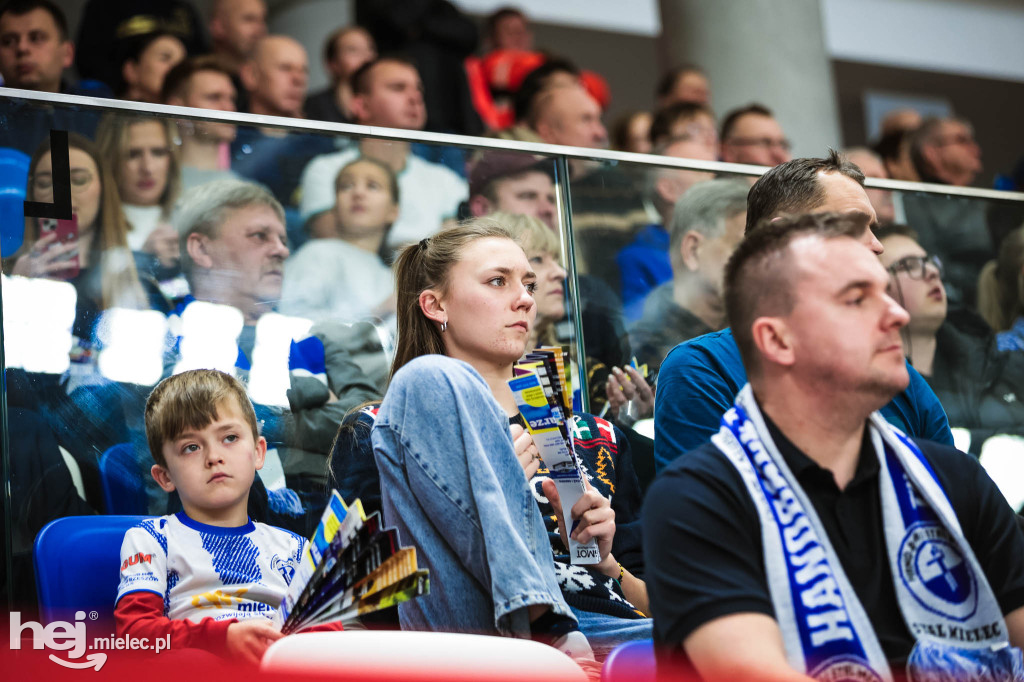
440;320;448;333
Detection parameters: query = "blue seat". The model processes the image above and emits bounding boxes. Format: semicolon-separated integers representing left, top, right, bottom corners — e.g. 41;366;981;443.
34;515;149;625
0;146;29;258
601;639;657;682
100;444;149;515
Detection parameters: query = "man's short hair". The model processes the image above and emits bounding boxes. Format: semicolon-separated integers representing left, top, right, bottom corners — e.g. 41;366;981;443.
161;55;234;103
0;0;68;40
655;64;705;100
145;369;258;469
514;57;580;124
173;179;285;281
720;103;774;143
350;56;418;96
724;212;870;374
668;179;749;270
485;6;526;42
649;101;714;146
745;149;866;232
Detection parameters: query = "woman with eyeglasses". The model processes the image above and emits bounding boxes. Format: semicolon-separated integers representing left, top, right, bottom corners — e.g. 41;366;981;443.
5;133;157;333
878;223;1024;454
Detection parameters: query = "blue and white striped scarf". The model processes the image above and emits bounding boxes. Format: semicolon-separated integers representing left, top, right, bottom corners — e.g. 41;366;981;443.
712;385;1019;682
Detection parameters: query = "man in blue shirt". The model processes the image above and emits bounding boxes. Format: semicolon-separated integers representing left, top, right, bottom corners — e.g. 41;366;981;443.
654;151;953;471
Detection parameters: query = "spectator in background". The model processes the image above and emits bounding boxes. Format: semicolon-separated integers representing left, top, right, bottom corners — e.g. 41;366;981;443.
844;147;896;225
648;101;718;154
305;26;376;124
232;36;334;233
95;114;182;280
162;57;240;191
653;152;954;474
873;127;919;182
878;223;1024;451
911;116;982;188
74;0;205;93
979;226;1024;349
356;0;483;136
529;83;608;151
611;111;653;154
466;151;557;230
880;107;922;136
280;157;398;322
719;103;791;170
239;35;309;119
0;0;110;151
171;179;379;502
485;6;533;52
117;31;186;103
617;136;715;319
208;0;267;76
655;65;711;108
629;179;748;377
904;116;991;307
0;0;72;93
299;58;467;252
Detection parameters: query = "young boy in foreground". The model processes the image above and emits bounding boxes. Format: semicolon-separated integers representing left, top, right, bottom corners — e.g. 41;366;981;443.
115;369;342;664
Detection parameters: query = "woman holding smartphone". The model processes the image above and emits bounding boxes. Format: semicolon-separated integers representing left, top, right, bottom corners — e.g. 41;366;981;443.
6;133;154;332
330;218;651;664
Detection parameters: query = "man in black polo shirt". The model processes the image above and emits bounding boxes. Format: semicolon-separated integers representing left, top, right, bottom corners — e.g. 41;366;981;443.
643;212;1024;681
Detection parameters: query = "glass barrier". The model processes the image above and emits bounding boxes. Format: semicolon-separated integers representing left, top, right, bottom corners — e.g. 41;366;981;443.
0;93;577;612
2;92;1023;620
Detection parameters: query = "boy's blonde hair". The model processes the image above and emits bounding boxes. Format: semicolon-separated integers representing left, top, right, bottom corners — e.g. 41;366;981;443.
145;369;259;468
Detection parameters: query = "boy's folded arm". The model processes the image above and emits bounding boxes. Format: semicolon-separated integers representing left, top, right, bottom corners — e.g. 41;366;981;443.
114;592;236;655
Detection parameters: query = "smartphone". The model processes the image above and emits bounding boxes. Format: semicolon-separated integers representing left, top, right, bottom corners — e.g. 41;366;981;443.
38;214;80;279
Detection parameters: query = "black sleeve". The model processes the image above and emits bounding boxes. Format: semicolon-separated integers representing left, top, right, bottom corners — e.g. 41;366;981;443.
328;409;384;518
917;439;1024;615
642;445;774;647
606;421;645;578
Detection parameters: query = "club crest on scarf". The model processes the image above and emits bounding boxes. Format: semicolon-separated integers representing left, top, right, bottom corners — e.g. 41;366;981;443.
899;523;977;621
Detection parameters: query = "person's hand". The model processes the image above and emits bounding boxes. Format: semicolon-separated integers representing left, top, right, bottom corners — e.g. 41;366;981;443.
225;619;283;665
604;366;654;424
141;222;180;268
541;477;618;578
510;422;541;479
10;232;77;278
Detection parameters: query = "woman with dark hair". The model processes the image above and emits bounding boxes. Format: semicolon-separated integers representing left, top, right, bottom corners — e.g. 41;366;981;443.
329;217;650;664
118;31;187;103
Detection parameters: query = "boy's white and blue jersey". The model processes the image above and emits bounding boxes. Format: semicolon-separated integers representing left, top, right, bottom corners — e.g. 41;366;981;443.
117;512;305;622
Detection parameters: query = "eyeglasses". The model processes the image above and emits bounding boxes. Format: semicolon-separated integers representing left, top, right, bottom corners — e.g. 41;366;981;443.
31;169;96;193
887;254;943;280
724;137;792;152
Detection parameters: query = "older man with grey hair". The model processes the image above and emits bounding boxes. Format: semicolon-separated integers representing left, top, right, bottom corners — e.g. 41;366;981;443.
629;179;749;375
170;179;378;511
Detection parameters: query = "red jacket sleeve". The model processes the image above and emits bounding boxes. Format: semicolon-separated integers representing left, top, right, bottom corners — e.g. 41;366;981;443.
115;592;236;655
302;621;345;632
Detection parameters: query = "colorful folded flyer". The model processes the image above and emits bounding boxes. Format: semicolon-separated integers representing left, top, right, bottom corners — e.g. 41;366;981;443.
273;491;429;632
508;368;600;565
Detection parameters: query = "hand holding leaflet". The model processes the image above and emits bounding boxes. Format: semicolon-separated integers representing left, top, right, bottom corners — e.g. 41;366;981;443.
508;358;600;565
541;477;618;575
